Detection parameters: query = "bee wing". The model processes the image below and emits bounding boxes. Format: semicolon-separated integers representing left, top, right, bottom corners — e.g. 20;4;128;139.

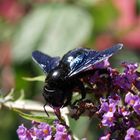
32;50;60;73
68;44;123;77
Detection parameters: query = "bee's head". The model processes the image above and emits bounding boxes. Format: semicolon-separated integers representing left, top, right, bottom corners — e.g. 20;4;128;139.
46;68;66;88
43;85;65;107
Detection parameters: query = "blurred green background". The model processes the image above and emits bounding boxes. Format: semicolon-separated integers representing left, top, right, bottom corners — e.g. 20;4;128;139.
0;0;140;139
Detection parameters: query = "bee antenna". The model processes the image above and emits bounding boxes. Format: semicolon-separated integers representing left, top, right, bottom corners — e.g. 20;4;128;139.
43;104;49;117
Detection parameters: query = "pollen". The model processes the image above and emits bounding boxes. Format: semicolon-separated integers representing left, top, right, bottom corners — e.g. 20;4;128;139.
109;107;113;112
109;117;113;122
43;129;49;135
130;99;135;105
121;107;125;112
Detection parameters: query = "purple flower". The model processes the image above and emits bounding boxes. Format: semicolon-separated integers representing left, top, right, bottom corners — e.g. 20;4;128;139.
122;62;138;75
125;127;140;140
99;98;117;114
56;124;66;132
122;62;138;84
133;101;140;115
109;94;120;105
101;112;115;127
99;133;110;140
33;122;52;139
94;59;110;69
113;62;139;90
17;124;32;140
125;92;139;106
54;124;71;140
16;121;73;140
113;74;132;90
17;122;52;140
54;132;71;140
99;101;109;113
118;106;130;116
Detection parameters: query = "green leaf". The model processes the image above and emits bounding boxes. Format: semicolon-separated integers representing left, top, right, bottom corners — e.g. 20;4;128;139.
22;75;45;82
136;0;140;15
0;20;15;42
69;116;90;139
137;65;140;73
12;3;93;63
16;89;25;100
76;0;100;6
90;0;117;32
14;109;56;124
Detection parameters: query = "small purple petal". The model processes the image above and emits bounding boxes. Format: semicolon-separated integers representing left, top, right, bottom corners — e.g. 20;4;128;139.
125;92;139;106
99;102;109;113
125;127;140;140
94;59;110;69
122;62;138;74
113;74;132;90
17;124;32;140
99;133;110;140
38;123;51;139
133;102;140;115
54;132;71;140
118;106;130;116
101;112;115;127
56;124;66;132
109;94;120;105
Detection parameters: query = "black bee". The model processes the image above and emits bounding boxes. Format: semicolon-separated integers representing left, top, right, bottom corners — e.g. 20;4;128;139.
32;44;123;109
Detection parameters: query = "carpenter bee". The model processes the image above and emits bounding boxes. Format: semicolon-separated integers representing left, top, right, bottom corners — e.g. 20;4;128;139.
32;44;123;109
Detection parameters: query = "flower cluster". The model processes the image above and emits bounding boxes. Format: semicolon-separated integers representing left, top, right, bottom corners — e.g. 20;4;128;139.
17;121;71;140
71;60;140;139
90;61;140;139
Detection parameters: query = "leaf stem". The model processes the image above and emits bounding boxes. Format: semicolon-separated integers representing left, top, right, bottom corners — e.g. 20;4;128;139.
2;100;69;115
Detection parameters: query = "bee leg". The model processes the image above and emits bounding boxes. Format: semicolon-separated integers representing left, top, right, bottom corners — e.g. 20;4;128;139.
78;79;86;99
63;92;72;107
73;80;86;105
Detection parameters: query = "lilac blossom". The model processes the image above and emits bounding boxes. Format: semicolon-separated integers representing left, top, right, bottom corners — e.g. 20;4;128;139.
133;102;140;115
87;61;140;139
99;133;110;140
99;99;117;114
125;128;140;140
33;122;52;139
94;58;110;69
125;92;140;115
101;112;115;127
118;106;130;116
122;62;138;75
112;62;139;91
54;132;71;140
54;123;71;140
17;124;32;140
125;92;139;106
17;121;71;140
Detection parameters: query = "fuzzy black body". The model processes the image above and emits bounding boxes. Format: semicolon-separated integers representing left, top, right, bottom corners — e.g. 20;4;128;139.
43;48;88;107
32;44;123;107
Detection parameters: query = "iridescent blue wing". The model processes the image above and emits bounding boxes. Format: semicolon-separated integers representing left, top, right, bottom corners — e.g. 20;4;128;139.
68;44;123;77
32;50;60;73
61;48;97;70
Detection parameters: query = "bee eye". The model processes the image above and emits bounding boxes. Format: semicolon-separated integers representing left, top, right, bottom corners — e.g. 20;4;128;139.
44;87;55;93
